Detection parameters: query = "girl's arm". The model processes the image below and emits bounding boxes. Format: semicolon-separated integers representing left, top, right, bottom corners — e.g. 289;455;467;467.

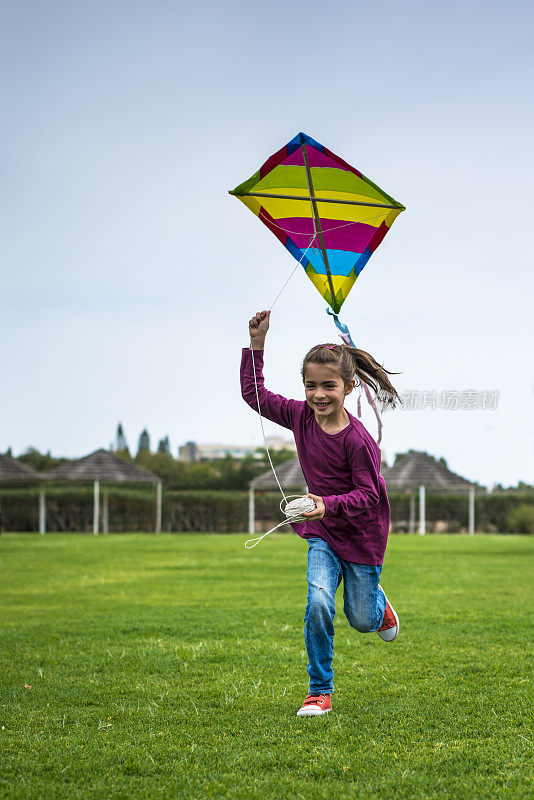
240;310;299;431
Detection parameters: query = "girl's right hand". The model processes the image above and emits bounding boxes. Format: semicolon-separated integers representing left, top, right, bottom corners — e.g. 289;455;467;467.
249;310;271;343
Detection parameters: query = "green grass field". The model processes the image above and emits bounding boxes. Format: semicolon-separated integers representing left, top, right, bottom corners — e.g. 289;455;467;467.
0;533;532;800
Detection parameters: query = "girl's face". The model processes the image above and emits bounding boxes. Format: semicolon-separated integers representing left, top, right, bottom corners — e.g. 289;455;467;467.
303;362;355;417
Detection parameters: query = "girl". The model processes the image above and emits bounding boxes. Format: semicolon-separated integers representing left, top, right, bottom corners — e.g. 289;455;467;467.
241;310;400;718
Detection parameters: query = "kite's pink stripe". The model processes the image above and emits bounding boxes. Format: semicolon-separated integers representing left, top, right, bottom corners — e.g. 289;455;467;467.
276;217;380;251
281;147;350;170
368;221;390;253
281;145;364;179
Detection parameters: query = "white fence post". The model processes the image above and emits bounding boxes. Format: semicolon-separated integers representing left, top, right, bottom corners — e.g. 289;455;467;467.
39;485;46;534
468;486;475;535
419;485;426;535
249;486;255;534
93;480;100;535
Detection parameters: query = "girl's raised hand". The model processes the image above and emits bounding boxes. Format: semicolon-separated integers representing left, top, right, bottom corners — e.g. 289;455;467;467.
249;310;271;344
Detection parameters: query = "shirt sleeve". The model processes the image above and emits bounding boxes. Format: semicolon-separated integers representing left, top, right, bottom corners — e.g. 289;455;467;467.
240;347;298;431
321;437;381;517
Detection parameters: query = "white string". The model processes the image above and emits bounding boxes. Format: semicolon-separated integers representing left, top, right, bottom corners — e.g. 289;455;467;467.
249;337;288;502
269;234;317;310
263;209;389;239
247;277;318;548
245;233;319;505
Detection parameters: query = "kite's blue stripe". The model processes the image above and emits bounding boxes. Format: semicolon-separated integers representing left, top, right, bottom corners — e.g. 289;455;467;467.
299;132;324;152
285;239;372;278
355;247;372;274
301;248;362;277
286;132;325;156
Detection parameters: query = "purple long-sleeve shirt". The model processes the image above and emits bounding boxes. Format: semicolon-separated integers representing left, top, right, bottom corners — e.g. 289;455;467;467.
240;347;390;565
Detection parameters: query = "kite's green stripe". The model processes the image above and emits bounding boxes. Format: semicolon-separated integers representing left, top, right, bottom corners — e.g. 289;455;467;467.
253;166;390;204
230;170;261;196
355;173;399;206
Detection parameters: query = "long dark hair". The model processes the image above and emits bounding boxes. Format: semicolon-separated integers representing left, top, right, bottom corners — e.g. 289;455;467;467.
301;343;401;410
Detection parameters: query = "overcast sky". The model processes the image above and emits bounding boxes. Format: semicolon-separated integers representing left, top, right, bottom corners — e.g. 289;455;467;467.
1;0;533;488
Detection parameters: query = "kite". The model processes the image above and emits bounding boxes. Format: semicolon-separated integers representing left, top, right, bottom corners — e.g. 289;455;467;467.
229;131;405;326
230;132;405;451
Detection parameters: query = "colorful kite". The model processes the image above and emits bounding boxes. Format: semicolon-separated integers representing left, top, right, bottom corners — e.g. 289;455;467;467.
231;132;405;445
229;132;405;316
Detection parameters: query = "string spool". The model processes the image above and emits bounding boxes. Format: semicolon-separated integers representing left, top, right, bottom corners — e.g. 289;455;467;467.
282;495;317;522
245;494;316;549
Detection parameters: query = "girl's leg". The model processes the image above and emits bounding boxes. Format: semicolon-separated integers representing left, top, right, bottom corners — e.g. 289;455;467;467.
304;537;343;695
340;561;387;633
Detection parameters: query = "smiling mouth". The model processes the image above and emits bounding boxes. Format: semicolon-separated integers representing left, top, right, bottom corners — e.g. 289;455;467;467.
315;402;330;409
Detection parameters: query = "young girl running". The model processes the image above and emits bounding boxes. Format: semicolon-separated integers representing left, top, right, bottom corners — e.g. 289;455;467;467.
241;309;400;718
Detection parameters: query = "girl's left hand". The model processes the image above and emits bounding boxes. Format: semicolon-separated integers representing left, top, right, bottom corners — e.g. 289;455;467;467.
300;493;326;520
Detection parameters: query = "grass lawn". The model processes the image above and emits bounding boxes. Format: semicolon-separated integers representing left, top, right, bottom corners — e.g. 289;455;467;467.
0;532;532;800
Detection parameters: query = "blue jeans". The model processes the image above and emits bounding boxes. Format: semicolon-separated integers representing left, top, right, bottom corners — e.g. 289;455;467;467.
304;537;387;695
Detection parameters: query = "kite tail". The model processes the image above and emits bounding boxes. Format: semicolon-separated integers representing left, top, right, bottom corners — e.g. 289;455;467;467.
326;308;384;445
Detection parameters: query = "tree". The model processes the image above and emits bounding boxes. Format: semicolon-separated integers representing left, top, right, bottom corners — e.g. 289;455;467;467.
157;436;171;456
137;428;151;455
115;423;130;457
18;448;66;472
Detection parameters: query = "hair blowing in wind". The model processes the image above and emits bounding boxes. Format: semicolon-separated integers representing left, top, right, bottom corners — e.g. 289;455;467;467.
301;343;401;411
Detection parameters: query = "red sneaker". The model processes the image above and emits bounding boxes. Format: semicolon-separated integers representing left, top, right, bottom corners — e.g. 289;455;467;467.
296;693;332;717
377;585;399;641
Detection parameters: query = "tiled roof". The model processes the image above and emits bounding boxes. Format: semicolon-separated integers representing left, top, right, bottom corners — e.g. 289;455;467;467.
0;454;42;483
382;450;479;492
249;450;482;493
44;449;159;483
250;458;306;490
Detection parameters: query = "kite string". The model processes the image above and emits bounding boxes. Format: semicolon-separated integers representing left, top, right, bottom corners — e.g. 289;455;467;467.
251;233;317;501
247;340;318;548
247;235;318;544
269;233;317;311
249;335;287;502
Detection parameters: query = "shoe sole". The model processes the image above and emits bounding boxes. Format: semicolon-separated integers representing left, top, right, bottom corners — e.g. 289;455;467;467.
377;584;399;641
296;707;331;717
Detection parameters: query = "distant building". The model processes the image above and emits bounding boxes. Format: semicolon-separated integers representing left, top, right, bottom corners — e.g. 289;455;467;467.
264;436;297;454
178;441;198;462
178;436;297;462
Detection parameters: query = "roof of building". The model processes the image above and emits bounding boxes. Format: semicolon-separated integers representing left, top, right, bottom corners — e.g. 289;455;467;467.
0;454;42;483
382;450;480;492
249;450;481;493
44;449;159;483
249;458;306;490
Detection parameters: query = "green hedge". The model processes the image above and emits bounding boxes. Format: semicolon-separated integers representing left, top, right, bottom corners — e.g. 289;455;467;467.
0;487;532;534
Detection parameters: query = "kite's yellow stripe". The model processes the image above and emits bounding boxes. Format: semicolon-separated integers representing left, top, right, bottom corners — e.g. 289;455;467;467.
247;186;397;207
242;195;401;228
305;271;359;308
